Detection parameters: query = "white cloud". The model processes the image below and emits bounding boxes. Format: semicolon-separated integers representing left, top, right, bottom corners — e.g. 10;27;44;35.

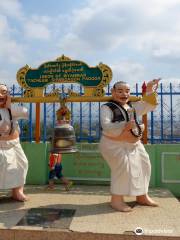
0;39;26;63
133;31;180;61
1;0;180;86
110;61;145;87
58;8;127;53
0;14;9;36
0;1;26;64
0;2;52;70
56;0;180;63
139;0;180;16
0;69;15;86
24;16;51;40
0;14;26;64
0;0;23;19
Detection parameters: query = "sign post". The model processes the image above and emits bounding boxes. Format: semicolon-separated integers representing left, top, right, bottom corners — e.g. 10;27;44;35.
35;102;41;143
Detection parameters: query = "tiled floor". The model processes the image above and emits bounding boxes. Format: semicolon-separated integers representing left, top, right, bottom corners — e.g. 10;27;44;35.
0;185;180;240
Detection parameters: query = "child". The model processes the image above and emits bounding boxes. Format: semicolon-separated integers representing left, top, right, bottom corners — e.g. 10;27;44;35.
0;84;28;201
48;152;73;191
99;79;160;212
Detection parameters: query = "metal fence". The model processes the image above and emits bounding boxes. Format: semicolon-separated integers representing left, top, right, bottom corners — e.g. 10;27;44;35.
9;82;180;144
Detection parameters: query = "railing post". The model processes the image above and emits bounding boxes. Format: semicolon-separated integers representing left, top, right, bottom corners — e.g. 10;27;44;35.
43;87;47;143
170;83;173;142
160;83;163;143
79;85;83;142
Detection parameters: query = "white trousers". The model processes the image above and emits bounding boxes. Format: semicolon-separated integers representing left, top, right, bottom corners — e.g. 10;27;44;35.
0;138;28;189
99;136;151;196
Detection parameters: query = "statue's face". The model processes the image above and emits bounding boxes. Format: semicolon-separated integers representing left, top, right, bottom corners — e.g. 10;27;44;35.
0;85;8;107
111;83;130;105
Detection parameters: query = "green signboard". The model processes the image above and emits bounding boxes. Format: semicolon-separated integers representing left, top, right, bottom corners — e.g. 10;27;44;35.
17;55;112;98
25;60;103;88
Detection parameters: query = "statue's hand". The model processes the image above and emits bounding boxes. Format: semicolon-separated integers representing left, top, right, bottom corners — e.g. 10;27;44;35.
146;78;161;93
116;128;142;143
124;120;136;130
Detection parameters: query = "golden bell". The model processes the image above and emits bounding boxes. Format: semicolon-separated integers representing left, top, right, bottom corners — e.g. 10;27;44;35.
51;123;77;153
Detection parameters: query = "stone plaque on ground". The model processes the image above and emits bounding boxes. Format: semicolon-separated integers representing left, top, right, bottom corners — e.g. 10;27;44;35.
16;208;76;229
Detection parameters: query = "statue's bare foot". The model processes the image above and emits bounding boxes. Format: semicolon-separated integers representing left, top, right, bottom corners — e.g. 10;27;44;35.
136;195;158;207
12;191;28;202
110;201;132;212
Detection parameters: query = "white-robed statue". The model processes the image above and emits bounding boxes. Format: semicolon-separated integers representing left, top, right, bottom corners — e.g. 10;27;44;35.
99;79;160;212
0;84;28;201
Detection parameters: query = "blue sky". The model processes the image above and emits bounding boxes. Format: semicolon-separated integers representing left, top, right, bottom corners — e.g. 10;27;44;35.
0;0;180;88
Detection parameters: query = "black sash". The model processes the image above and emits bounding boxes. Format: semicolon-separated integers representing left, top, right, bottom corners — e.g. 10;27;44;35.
7;108;13;135
104;101;142;137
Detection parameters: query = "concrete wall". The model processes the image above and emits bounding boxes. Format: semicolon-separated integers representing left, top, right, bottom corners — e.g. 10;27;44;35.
21;142;180;197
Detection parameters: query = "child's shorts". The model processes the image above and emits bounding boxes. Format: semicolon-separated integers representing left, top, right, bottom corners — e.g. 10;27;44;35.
49;163;63;180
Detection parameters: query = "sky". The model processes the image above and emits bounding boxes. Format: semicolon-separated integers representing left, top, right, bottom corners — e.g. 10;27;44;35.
0;0;180;89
